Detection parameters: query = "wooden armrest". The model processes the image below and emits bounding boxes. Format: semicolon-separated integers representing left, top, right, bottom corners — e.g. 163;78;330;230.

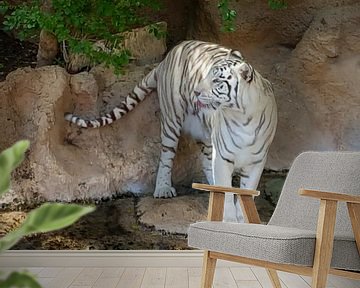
299;189;360;204
301;188;360;270
192;183;260;197
193;183;261;223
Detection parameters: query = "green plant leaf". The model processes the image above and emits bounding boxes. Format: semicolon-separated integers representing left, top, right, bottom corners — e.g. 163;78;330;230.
0;140;30;197
0;271;41;288
268;0;287;10
0;1;8;15
0;226;25;251
22;203;95;234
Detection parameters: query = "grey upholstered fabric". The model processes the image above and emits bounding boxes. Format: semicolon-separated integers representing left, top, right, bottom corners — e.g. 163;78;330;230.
188;152;360;271
269;152;360;238
188;221;360;271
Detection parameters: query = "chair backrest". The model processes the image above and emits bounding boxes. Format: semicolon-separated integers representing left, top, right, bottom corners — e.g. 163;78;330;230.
269;151;360;238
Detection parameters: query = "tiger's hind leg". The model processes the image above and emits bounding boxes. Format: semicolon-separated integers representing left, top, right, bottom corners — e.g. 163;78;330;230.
153;119;182;198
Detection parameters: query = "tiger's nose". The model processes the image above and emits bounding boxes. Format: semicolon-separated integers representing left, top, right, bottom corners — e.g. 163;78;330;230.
194;91;200;97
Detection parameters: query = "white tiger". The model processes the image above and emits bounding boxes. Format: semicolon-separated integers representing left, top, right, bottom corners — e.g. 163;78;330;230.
65;40;277;222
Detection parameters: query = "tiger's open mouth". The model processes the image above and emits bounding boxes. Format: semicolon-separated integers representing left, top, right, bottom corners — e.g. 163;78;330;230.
194;100;210;114
196;100;208;108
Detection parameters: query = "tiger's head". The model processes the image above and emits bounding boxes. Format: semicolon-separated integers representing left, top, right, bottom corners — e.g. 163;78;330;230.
193;59;254;113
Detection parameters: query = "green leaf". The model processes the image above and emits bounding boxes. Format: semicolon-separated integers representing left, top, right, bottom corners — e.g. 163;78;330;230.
268;0;287;10
0;203;94;251
218;0;236;32
0;271;41;288
0;140;30;197
22;203;95;234
0;227;25;251
229;10;236;17
0;2;8;15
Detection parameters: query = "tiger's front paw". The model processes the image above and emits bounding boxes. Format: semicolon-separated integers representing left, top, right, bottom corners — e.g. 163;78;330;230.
153;186;177;198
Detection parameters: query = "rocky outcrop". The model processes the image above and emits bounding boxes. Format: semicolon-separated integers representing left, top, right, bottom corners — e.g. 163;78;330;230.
137;195;208;234
189;0;360;169
271;4;360;168
0;64;204;204
66;22;167;73
36;30;59;67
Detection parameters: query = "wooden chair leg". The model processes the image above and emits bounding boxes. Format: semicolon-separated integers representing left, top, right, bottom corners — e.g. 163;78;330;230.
347;202;360;253
239;195;282;287
201;251;217;288
312;200;337;288
266;269;282;288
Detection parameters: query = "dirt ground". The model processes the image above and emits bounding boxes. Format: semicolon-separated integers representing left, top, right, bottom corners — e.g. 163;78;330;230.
1;196;190;250
0;31;37;81
0;195;273;251
0;170;283;250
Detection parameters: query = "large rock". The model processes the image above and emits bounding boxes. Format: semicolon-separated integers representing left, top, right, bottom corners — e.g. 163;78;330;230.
0;65;203;204
66;22;168;73
189;0;360;169
137;194;208;234
271;4;360;168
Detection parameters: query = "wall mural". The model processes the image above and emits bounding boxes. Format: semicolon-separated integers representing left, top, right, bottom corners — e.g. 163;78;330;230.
0;0;359;251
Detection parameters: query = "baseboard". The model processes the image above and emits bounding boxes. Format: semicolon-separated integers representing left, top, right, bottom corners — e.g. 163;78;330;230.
0;250;246;268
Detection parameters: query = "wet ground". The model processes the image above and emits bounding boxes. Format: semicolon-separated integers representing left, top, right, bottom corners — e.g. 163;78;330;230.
1;196;190;250
0;31;37;81
0;170;286;250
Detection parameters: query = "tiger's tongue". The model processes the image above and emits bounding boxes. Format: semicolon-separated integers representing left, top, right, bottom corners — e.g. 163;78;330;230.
196;100;207;108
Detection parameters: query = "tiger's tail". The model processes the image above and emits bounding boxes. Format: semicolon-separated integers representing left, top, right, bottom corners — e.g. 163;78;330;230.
64;67;158;128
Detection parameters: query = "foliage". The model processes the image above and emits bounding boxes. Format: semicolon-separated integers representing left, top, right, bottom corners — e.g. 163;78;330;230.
0;272;41;288
268;0;287;10
0;141;95;287
0;0;162;72
218;0;237;32
147;22;167;40
0;140;29;197
0;203;95;251
218;0;287;32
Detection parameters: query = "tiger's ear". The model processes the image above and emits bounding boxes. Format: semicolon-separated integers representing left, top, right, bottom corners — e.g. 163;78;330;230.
231;50;243;60
238;62;253;83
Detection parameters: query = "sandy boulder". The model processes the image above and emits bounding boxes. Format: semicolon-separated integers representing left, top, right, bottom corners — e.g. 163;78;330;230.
0;65;203;204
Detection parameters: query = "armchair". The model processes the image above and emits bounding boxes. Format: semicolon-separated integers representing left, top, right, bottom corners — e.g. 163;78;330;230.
188;152;360;288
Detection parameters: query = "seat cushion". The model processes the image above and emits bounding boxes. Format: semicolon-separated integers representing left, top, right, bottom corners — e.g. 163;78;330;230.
188;221;360;271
